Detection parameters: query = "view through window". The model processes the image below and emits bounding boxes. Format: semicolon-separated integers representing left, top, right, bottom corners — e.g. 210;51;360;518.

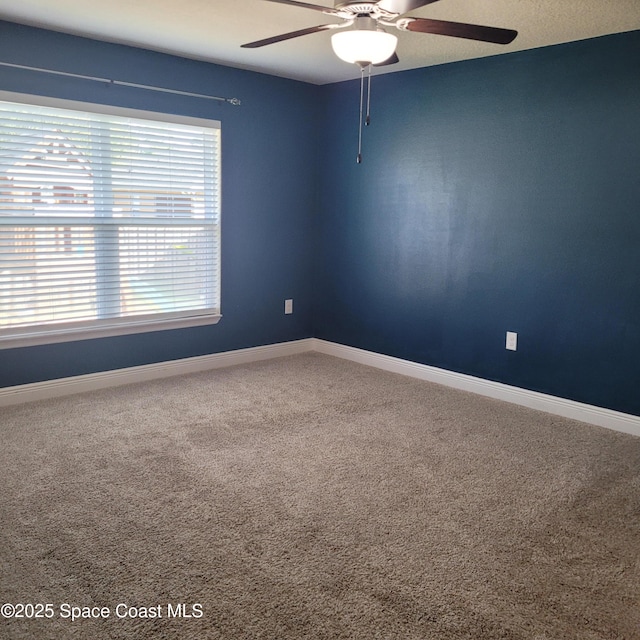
0;95;221;346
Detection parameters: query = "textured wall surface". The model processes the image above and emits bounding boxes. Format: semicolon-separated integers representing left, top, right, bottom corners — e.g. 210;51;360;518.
1;22;638;417
0;21;319;386
315;31;640;416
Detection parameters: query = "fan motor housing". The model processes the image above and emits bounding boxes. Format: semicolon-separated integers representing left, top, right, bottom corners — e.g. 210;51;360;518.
334;2;378;14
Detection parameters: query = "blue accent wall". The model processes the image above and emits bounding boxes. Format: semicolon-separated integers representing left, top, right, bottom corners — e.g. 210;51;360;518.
1;21;638;418
0;21;319;386
315;31;640;416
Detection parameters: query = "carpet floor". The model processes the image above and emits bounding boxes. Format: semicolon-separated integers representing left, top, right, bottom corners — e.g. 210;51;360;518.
1;352;639;639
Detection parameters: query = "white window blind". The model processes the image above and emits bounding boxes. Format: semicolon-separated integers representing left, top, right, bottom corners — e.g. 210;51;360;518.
0;94;221;347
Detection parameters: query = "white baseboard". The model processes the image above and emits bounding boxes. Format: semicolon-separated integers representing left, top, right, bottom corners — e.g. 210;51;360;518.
0;339;314;407
310;339;640;438
2;337;638;438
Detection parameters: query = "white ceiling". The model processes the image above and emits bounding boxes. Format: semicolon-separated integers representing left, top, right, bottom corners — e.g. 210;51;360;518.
0;0;639;85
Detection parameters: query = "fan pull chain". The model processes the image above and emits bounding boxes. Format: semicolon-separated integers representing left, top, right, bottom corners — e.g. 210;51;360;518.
356;64;373;163
366;64;371;127
357;64;365;164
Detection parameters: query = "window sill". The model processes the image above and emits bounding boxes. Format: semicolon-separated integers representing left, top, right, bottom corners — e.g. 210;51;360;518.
0;314;222;350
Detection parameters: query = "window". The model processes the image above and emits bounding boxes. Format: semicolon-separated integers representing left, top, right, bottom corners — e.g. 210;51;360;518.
0;93;221;348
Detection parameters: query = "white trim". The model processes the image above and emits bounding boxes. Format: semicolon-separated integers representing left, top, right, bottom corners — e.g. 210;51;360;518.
0;339;313;407
0;314;222;350
1;337;638;438
310;339;640;438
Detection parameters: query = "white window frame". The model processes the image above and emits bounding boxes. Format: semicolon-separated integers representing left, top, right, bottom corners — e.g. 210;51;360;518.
0;91;221;349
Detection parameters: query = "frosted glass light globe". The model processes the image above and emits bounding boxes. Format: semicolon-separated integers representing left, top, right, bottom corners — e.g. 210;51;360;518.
331;30;398;65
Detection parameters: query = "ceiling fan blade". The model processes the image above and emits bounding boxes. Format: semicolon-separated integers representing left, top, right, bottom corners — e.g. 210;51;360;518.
261;0;341;15
377;0;441;15
241;24;339;48
404;17;517;44
373;52;400;66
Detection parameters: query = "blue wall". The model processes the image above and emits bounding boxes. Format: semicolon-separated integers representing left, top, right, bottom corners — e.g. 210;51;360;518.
1;21;638;418
315;31;640;416
0;21;319;386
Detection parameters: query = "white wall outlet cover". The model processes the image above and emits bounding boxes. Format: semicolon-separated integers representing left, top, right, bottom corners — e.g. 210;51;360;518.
284;299;293;314
506;331;518;351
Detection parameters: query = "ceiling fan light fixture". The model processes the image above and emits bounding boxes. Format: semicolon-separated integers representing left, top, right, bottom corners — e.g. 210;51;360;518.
331;27;398;65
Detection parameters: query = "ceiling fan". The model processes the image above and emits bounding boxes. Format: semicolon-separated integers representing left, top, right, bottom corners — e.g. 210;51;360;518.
242;0;517;62
242;0;518;162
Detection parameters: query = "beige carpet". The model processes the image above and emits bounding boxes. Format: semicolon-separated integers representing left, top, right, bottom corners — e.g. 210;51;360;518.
0;352;638;640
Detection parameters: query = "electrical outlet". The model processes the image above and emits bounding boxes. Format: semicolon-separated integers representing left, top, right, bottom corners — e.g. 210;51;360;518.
284;299;293;315
506;331;518;351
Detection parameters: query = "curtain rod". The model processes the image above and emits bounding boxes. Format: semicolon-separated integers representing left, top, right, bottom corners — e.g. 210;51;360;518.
0;61;241;106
